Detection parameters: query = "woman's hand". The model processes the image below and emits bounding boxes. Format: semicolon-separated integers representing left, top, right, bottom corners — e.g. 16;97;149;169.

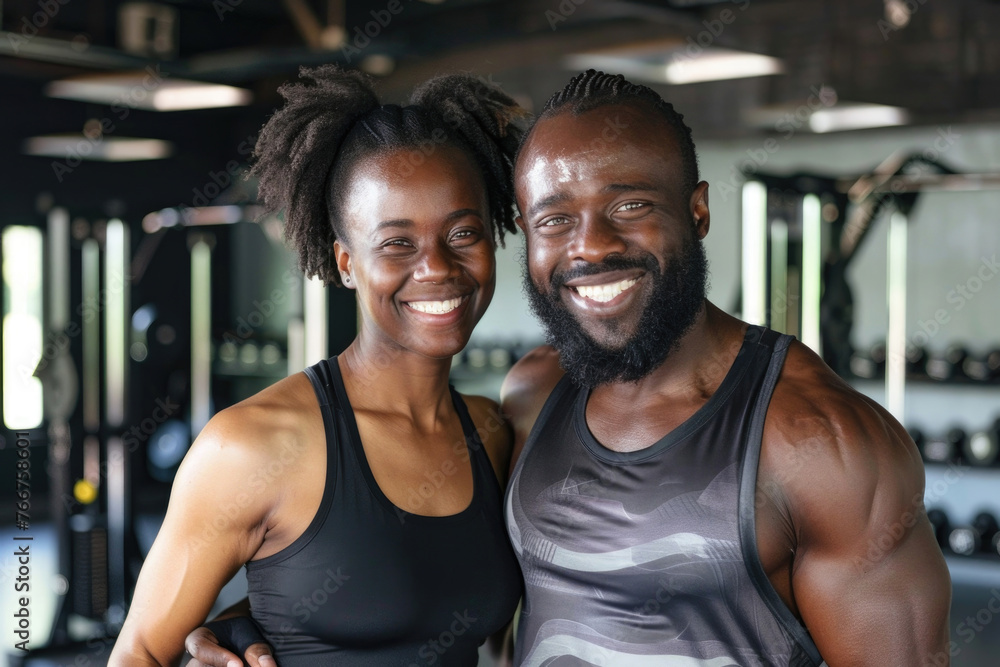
184;626;276;667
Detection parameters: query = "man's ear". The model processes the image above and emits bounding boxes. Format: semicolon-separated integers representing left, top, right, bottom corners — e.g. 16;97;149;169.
333;239;354;288
690;181;710;239
515;214;527;234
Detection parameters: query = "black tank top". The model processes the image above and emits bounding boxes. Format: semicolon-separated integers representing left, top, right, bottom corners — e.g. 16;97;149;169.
505;326;826;666
245;357;523;665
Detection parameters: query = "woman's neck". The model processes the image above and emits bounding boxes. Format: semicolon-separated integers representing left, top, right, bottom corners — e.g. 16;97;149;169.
337;334;457;432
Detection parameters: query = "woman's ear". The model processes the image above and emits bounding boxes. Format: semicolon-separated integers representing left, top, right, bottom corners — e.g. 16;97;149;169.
334;239;354;288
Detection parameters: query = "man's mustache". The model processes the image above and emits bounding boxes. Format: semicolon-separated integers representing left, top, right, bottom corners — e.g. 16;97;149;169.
549;254;659;291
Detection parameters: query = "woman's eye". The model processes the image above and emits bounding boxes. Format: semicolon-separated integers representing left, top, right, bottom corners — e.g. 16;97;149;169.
382;239;413;249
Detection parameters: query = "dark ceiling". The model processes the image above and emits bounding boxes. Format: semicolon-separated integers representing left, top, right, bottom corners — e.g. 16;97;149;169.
4;0;1000;223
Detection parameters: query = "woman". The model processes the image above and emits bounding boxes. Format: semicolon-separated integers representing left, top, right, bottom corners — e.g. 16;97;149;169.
109;65;526;666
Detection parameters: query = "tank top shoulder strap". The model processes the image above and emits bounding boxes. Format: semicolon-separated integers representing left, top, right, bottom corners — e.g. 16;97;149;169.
302;356;342;505
246;358;341;569
449;387;505;504
508;373;579;483
737;330;823;665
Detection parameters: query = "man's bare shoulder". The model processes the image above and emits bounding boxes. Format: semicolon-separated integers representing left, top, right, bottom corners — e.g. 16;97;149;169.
763;340;925;547
500;345;565;474
501;345;564;414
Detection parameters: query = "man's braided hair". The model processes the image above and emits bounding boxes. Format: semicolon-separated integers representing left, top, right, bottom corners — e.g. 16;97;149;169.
526;69;700;197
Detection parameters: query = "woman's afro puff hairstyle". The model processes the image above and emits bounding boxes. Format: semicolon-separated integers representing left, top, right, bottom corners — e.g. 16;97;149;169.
251;65;529;287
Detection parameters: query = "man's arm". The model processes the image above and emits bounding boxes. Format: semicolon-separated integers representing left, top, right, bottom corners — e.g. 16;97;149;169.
768;345;951;665
500;345;564;478
110;408;278;666
185;598;276;667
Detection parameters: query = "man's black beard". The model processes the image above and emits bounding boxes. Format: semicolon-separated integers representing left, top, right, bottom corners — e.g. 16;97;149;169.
522;234;709;387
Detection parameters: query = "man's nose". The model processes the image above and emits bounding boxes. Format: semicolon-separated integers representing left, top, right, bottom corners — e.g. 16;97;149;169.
569;214;628;264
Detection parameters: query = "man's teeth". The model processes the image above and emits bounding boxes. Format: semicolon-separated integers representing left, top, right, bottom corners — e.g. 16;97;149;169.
408;297;465;314
574;278;638;303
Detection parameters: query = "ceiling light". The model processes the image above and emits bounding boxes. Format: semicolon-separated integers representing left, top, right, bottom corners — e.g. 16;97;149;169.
664;50;783;84
46;72;252;111
24;135;173;161
808;104;909;133
568;47;784;85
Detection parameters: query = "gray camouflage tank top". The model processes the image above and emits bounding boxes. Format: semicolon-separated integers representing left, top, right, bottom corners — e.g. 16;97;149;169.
505;326;825;666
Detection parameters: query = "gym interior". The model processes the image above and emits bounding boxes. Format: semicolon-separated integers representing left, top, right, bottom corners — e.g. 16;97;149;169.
1;0;999;665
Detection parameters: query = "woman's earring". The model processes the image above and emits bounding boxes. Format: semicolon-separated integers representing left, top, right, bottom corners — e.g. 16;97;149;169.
343;274;351;284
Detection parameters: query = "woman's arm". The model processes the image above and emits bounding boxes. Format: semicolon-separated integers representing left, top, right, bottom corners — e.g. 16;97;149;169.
110;408;278;666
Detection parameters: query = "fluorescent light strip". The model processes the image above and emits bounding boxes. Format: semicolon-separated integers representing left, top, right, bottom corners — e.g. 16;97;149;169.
2;226;44;430
304;276;328;366
48;208;70;330
82;238;100;432
665;51;783;85
741;181;768;326
190;240;212;436
809;104;908;133
46;77;252;111
24;135;172;162
105;219;128;428
800;195;822;354
769;219;788;332
886;212;908;421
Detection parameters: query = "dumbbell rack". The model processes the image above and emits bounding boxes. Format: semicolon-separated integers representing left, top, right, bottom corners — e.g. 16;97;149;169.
740;158;1000;579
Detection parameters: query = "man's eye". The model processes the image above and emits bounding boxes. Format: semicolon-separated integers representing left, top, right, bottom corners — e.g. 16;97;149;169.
618;202;646;212
541;216;569;227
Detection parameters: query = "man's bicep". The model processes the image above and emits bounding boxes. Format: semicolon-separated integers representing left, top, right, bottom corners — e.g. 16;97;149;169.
792;453;951;665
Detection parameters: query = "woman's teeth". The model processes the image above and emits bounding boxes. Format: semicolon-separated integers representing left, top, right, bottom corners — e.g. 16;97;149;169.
408;297;466;314
573;278;638;303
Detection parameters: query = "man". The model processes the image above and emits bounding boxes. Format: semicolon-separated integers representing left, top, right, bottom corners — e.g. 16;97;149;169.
187;70;951;666
501;70;950;666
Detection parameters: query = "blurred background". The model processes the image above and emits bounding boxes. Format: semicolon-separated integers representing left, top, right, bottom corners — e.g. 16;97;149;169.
1;0;999;664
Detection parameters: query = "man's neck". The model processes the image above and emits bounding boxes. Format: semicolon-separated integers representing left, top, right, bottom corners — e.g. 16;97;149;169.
589;302;748;408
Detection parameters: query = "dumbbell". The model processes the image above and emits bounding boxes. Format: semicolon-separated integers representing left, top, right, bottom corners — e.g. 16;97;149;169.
948;512;1000;557
849;341;886;379
906;345;929;377
920;428;965;465
962;419;1000;467
925;345;969;382
963;349;1000;383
